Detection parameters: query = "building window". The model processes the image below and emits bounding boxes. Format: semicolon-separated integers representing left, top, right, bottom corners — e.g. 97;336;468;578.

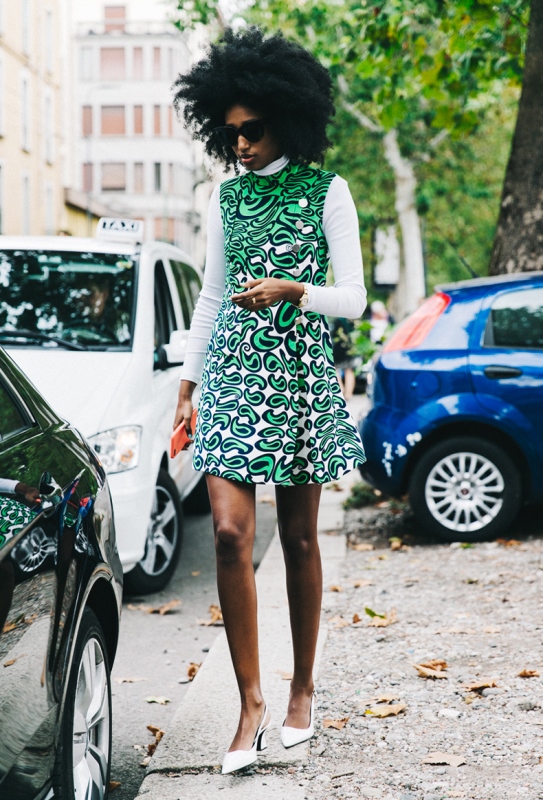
82;163;93;193
134;162;144;193
168;163;174;194
21;72;30;151
168;48;174;78
45;9;53;73
101;163;126;191
133;105;143;135
154;163;161;192
22;0;31;55
100;48;125;80
45;182;54;234
133;47;143;79
80;46;93;80
153;47;161;79
101;106;125;135
168;106;174;137
22;174;30;234
82;105;93;137
104;5;126;33
44;92;53;163
154;105;161;136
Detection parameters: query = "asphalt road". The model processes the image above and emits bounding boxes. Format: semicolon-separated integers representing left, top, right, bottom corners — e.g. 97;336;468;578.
109;486;278;800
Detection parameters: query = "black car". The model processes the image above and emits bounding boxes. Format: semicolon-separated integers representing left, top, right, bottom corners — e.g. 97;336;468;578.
0;348;122;799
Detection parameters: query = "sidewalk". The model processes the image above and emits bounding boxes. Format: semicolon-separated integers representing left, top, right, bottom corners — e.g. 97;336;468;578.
135;472;353;800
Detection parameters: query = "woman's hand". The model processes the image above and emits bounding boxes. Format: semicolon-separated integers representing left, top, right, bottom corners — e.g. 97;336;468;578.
174;380;196;433
232;278;304;311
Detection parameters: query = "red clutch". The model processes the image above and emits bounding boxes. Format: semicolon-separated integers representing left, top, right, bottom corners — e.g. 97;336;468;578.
170;408;198;458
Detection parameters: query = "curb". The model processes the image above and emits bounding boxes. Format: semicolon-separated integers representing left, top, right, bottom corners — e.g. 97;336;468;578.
134;475;351;799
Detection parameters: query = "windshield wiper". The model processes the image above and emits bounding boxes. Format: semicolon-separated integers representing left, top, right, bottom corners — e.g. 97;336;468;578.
0;329;87;351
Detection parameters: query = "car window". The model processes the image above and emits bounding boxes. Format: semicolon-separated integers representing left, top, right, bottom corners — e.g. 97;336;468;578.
154;260;177;350
170;260;202;329
0;382;29;442
0;249;137;350
484;287;543;349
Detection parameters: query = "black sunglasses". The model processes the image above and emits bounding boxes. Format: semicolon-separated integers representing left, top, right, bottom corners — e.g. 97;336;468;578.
214;119;267;147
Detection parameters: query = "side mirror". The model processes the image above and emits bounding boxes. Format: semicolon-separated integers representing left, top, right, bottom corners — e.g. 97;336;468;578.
156;330;189;370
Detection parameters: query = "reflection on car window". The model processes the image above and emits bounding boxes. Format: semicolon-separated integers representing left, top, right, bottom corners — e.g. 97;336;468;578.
485;287;543;350
0;249;137;349
170;260;201;329
0;383;28;441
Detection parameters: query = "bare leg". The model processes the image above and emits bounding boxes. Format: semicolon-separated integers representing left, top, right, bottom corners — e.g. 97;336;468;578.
343;367;355;400
206;474;269;752
275;483;322;728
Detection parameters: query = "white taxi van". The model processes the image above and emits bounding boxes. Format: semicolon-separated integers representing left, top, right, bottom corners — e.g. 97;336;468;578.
0;218;207;593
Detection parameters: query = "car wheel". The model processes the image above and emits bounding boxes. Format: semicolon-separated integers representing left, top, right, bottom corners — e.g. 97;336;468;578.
183;474;211;515
53;609;111;799
409;437;522;542
124;469;183;595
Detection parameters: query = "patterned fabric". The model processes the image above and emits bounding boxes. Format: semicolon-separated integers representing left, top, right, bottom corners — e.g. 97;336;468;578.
192;161;366;484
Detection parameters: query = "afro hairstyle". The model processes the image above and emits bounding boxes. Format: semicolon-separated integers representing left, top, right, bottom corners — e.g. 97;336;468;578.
173;27;335;168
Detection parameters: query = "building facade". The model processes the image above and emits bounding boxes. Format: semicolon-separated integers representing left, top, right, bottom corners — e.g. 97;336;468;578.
72;2;204;257
0;0;68;236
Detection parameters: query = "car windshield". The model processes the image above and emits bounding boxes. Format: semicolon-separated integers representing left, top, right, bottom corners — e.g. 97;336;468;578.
0;249;137;350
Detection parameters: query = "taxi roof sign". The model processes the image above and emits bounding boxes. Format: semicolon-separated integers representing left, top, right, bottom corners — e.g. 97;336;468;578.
96;218;144;244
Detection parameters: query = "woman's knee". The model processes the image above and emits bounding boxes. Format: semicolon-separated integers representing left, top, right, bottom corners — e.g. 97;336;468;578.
280;529;317;567
214;520;252;563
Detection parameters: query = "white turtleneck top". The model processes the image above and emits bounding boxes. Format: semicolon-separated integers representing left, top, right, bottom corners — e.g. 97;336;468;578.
180;155;366;385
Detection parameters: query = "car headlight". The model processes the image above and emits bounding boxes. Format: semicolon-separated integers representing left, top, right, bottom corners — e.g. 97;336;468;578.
88;426;142;474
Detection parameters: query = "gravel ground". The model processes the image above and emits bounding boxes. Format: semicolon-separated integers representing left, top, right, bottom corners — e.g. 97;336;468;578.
293;502;543;800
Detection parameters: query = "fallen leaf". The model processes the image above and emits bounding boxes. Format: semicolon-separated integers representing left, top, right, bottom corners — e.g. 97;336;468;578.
413;663;448;680
375;693;400;703
352;579;374;588
350;542;374;552
145;696;170;705
324;529;340;536
329;585;343;592
421;752;466;768
2;621;17;633
352;613;362;624
3;658;17;668
187;662;201;681
323;717;349;730
328;615;350;628
389;537;402;551
326;482;344;492
496;538;522;548
277;670;293;680
518;669;540;678
109;781;122;792
257;494;276;506
375;501;390;509
368;608;397;627
191;571;201;577
127;603;147;612
147;599;181;616
460;679;497;693
364;606;386;619
483;626;501;634
146;724;165;756
365;702;406;718
114;677;145;684
199;604;223;626
140;755;152;767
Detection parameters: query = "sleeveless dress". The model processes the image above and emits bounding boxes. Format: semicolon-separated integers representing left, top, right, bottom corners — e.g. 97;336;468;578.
192;161;366;485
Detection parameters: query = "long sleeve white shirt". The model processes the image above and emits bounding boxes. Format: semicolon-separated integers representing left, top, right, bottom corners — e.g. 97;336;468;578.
180;155;366;385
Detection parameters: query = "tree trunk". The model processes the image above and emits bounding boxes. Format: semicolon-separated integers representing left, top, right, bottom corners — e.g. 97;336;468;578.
383;129;426;318
489;0;543;274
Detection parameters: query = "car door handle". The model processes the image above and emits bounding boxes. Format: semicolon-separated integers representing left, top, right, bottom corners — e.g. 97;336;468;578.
484;365;523;379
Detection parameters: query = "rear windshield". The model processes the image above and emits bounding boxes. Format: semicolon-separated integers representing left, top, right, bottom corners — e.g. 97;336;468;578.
0;249;137;350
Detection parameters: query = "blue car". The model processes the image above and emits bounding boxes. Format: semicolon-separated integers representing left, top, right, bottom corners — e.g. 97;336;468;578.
360;272;543;541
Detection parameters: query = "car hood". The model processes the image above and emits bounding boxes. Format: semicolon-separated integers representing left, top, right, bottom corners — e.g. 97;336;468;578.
4;348;133;436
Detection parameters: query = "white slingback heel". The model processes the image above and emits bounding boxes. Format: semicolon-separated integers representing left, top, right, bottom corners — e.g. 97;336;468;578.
221;705;270;775
280;692;315;748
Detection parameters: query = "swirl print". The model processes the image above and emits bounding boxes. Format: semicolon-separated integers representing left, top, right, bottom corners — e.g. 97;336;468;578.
193;161;366;484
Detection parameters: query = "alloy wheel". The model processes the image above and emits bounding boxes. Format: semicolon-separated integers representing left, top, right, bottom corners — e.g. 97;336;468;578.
425;451;504;532
140;484;178;577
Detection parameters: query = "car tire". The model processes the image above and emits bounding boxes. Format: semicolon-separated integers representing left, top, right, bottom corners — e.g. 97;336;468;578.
124;468;183;595
183;474;211;515
53;609;112;800
409;436;522;542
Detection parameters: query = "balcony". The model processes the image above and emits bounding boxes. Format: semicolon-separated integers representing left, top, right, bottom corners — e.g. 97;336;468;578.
77;20;181;38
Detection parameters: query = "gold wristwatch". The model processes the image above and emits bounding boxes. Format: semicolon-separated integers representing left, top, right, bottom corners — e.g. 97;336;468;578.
297;283;309;308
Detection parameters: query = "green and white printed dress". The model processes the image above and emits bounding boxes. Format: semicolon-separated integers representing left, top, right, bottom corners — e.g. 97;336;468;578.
182;157;366;485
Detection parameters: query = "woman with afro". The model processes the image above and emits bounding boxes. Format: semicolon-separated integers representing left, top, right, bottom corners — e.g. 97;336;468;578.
173;27;366;774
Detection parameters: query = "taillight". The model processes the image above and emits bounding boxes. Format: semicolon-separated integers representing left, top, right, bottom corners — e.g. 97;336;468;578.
382;292;451;352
